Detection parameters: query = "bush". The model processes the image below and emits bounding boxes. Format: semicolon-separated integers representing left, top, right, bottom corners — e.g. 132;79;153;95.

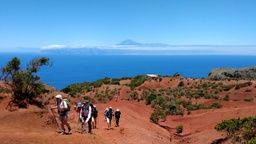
215;117;256;142
249;137;256;144
150;111;159;124
245;89;252;92
129;91;139;100
0;57;51;107
110;78;120;85
129;75;148;90
221;84;235;91
146;94;156;105
210;103;222;109
176;124;183;133
178;81;185;87
0;86;11;93
223;94;230;101
244;98;253;102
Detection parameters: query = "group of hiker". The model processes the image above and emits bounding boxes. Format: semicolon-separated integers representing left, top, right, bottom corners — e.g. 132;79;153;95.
51;94;121;135
104;106;121;130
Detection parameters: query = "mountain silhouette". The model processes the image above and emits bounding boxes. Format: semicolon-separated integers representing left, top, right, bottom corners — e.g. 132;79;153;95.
117;39;143;45
117;39;169;47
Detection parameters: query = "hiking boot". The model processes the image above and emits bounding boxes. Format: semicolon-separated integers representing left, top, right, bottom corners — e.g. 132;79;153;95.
82;130;86;134
68;128;72;134
60;130;65;135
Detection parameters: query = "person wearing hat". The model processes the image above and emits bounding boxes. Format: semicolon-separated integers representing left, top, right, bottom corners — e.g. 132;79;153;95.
51;94;72;135
80;100;92;134
104;108;109;122
105;106;114;130
91;105;98;129
115;109;121;127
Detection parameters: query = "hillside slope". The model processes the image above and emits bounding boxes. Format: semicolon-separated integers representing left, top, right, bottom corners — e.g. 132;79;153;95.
208;66;256;80
0;77;256;143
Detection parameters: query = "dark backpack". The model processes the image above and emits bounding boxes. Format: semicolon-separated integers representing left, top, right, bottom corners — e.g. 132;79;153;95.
90;103;94;113
106;109;113;119
81;103;92;117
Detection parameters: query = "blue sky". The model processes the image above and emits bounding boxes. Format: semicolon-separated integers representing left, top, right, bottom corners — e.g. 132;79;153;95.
0;0;256;53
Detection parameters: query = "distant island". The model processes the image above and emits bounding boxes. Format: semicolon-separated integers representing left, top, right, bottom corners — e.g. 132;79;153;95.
40;39;256;55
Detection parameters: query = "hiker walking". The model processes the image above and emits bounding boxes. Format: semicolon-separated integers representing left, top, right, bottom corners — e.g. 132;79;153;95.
115;90;120;102
74;102;83;128
80;100;92;134
115;109;121;127
104;108;109;121
92;105;98;129
51;94;72;135
106;106;114;130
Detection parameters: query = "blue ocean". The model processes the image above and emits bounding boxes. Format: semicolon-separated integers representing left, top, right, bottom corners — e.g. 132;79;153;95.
1;53;256;90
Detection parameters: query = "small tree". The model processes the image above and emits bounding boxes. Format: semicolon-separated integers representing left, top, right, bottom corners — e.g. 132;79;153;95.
1;57;52;108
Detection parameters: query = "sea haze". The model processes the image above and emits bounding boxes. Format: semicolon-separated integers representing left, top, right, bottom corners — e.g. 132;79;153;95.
1;53;256;90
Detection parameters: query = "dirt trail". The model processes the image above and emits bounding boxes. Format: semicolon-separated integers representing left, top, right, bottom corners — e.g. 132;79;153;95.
0;99;171;144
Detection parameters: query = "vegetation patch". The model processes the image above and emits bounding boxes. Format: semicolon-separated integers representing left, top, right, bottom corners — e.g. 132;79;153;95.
215;116;256;143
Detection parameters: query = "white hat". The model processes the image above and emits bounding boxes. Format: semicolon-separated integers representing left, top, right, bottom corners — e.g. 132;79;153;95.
94;105;96;108
116;109;120;111
55;94;62;99
109;106;112;109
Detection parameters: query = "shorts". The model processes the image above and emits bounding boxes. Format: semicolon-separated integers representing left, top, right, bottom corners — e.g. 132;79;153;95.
106;117;112;124
59;115;68;121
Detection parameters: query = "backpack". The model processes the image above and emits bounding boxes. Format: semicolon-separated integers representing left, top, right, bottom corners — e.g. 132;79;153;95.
63;99;70;111
81;103;92;117
90;103;94;113
106;109;113;119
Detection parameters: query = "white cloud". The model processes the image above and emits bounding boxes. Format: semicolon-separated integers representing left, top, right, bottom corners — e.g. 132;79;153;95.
40;44;256;55
41;45;67;49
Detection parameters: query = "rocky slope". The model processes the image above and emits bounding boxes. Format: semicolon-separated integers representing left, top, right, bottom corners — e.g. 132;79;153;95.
208;66;256;80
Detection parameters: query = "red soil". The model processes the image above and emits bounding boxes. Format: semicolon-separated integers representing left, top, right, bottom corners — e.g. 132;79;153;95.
0;78;256;144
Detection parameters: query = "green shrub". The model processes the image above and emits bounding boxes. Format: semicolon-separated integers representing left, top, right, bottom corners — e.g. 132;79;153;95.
146;94;156;105
129;75;148;90
1;57;51;107
0;86;11;93
244;98;253;102
150;111;159;124
243;129;255;140
215;117;256;142
110;78;120;85
178;99;192;108
245;89;252;92
204;93;211;99
83;96;92;101
176;124;183;133
221;84;235;91
129;91;139;100
178;81;185;87
223;94;230;101
249;137;256;144
210;103;222;109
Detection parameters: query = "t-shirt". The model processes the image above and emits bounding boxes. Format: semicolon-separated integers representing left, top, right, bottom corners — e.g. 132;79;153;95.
58;100;68;116
115;111;121;118
92;109;98;118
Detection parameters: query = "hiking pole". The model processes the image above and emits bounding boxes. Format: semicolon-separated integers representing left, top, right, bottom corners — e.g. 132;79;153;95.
48;106;60;136
97;116;99;128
